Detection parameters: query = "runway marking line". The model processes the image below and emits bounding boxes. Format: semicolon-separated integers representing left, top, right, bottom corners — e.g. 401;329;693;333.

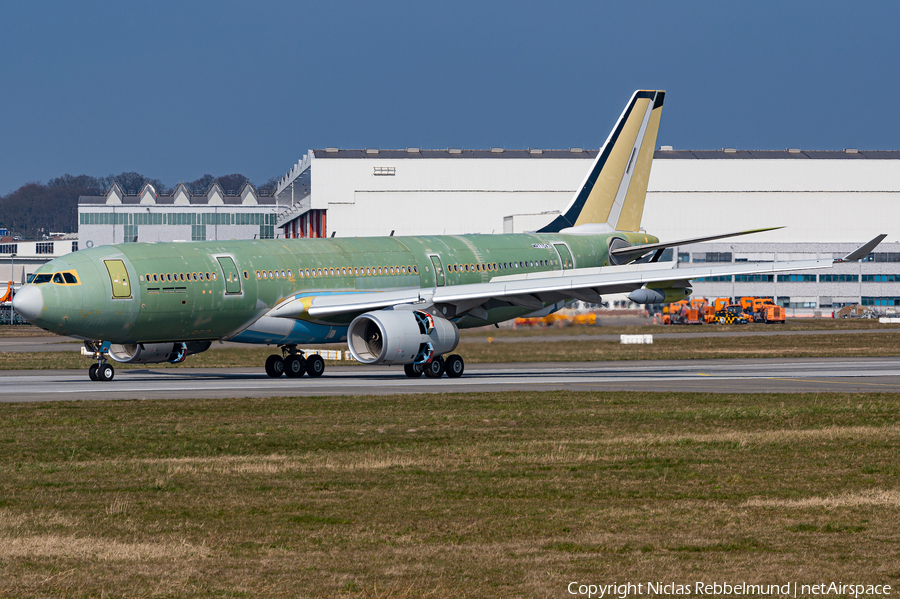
763;376;900;388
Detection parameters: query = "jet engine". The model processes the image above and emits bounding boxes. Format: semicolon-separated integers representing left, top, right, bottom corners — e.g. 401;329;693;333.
628;286;692;304
103;341;212;364
347;309;459;365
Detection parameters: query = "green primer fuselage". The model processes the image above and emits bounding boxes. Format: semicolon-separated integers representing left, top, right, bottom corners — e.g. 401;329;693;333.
27;230;656;344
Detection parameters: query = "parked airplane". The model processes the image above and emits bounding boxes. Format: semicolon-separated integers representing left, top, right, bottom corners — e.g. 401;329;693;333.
12;90;885;381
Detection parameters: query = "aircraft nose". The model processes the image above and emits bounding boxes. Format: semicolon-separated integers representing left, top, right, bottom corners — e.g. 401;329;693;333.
12;285;43;322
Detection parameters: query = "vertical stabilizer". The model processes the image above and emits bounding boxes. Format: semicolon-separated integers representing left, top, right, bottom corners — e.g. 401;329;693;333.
539;90;665;233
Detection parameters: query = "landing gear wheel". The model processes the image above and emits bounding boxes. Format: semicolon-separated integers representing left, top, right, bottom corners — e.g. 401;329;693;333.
423;356;445;378
265;354;285;378
404;363;424;378
98;363;114;382
306;354;325;378
88;364;99;381
444;354;464;378
284;355;306;378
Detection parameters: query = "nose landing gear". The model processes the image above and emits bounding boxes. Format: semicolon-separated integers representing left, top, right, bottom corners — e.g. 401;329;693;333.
265;345;327;378
83;342;115;382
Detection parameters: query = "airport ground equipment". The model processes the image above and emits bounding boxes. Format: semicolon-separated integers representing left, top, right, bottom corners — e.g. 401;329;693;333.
716;302;751;325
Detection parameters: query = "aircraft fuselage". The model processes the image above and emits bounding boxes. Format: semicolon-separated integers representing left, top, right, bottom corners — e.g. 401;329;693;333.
23;230;656;345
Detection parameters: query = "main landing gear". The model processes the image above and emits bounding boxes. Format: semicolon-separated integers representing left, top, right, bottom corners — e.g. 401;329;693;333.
83;342;115;382
404;354;464;379
265;345;325;378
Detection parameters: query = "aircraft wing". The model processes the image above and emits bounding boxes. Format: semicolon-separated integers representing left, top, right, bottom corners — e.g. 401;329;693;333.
266;233;885;321
288;258;828;319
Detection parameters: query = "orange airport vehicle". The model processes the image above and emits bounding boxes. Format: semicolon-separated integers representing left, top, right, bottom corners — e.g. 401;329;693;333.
0;282;13;303
748;297;785;323
513;311;599;328
661;299;689;325
662;299;702;325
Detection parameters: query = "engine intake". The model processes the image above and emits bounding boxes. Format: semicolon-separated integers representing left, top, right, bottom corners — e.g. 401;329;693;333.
347;309;459;365
104;341;212;364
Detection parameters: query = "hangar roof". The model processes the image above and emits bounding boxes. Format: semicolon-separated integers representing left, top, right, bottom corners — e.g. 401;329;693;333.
312;148;600;159
656;149;900;160
310;148;900;160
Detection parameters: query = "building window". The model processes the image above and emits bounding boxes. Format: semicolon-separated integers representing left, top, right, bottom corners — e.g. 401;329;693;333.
777;274;817;282
862;274;900;282
677;252;689;262
0;244;18;254
780;300;818;308
259;225;274;239
866;253;900;263
822;274;859;282
695;275;732;282
123;225;138;243
35;242;54;254
373;166;396;176
734;274;774;282
192;225;207;241
72;241;78;252
862;296;900;306
699;252;732;262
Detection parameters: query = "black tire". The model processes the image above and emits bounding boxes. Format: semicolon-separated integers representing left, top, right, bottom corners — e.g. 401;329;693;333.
306;354;325;378
265;354;284;378
444;354;464;378
404;363;424;378
423;356;445;378
98;363;114;382
88;364;99;381
284;355;306;378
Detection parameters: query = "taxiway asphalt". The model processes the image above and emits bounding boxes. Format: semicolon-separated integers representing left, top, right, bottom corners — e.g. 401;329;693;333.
2;357;900;401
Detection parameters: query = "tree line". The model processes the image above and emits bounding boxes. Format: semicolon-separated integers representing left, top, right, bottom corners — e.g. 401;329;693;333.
0;173;278;239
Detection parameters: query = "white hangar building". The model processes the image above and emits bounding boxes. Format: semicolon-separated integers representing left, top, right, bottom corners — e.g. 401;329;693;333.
274;148;900;311
78;181;280;249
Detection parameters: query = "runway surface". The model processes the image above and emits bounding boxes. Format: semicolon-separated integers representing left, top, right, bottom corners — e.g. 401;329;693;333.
3;357;900;401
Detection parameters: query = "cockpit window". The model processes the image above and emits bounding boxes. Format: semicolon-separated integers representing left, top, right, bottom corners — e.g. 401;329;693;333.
52;273;64;284
33;274;52;284
63;272;78;284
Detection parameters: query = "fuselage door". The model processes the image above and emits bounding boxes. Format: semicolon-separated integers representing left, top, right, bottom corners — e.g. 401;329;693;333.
216;256;242;295
104;259;132;299
553;243;575;270
429;255;445;287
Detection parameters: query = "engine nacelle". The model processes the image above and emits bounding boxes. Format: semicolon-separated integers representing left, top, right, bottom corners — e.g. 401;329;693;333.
347;309;459;365
104;341;212;364
628;286;692;304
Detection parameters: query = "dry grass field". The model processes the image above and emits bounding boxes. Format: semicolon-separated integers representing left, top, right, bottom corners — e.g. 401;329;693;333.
463;317;895;338
0;325;60;338
1;391;899;597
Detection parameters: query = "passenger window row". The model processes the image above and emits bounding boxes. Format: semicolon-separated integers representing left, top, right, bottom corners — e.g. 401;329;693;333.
447;259;554;273
137;258;556;287
290;265;419;279
143;272;218;283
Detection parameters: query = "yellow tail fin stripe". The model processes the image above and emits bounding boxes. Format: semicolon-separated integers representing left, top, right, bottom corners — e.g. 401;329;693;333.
574;97;650;227
616;102;663;232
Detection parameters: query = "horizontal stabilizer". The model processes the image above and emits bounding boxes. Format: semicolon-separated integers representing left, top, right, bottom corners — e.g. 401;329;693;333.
610;227;785;260
838;234;887;262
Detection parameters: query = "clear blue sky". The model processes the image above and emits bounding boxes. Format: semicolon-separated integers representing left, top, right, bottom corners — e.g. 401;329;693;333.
1;1;897;194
